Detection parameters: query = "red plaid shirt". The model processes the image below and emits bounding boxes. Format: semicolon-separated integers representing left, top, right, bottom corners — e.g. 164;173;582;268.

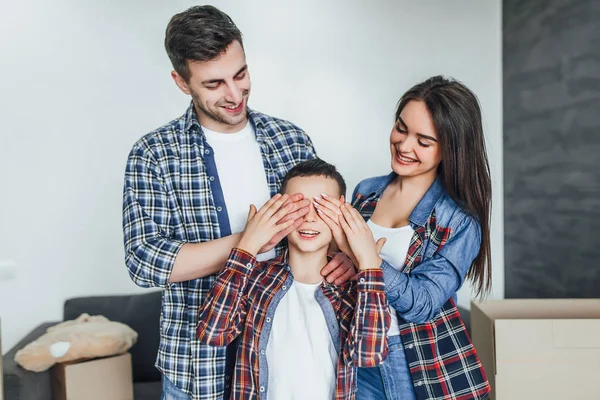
197;248;391;399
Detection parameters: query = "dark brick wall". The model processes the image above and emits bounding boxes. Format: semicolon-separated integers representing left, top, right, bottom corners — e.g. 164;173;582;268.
504;0;600;297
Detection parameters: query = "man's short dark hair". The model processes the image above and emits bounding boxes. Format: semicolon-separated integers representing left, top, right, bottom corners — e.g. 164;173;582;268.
164;5;243;82
280;158;347;197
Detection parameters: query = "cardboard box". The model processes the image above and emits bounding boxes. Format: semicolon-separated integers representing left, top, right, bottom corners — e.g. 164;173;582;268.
471;299;600;400
51;352;134;400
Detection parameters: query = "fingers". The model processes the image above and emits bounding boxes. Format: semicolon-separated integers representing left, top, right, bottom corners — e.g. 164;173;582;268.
247;204;257;220
322;261;348;283
314;201;341;226
340;203;360;233
271;201;295;223
320;253;342;276
287;192;304;203
278;203;310;224
262;194;289;218
313;194;343;216
334;267;356;285
259;193;283;213
338;210;352;235
375;237;387;254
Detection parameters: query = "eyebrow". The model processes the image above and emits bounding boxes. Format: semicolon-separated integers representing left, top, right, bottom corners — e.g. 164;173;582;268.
202;65;248;85
397;116;438;142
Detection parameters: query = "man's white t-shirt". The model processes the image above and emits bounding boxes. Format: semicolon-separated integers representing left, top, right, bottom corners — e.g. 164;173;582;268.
266;281;338;400
367;219;414;336
203;122;276;261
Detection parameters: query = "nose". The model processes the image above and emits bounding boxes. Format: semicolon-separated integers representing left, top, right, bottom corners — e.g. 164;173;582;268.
304;202;318;222
397;135;416;153
224;80;243;104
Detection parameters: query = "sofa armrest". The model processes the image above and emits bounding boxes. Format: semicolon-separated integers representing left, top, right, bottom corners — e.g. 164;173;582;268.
3;322;58;400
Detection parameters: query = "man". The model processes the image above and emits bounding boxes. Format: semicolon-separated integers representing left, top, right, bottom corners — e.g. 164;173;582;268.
122;5;354;400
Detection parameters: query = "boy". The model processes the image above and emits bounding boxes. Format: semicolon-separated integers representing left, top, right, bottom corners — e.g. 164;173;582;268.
197;159;390;399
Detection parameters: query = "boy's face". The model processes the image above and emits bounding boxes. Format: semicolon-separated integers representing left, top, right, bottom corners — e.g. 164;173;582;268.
284;175;341;255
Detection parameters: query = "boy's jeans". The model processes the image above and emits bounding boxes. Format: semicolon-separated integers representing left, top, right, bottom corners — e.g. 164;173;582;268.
356;335;417;400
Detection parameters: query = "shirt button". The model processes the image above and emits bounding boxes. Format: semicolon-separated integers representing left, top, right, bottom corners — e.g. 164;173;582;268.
246;263;252;268
209;176;215;181
359;277;366;283
205;149;210;155
217;206;222;212
260;350;265;355
282;285;287;290
226;375;230;381
416;381;423;387
266;317;271;323
259;386;265;392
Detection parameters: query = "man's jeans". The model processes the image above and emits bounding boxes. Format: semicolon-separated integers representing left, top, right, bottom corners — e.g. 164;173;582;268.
162;375;192;400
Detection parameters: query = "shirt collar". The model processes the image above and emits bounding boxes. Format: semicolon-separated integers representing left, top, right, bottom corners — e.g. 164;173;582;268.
366;172;445;227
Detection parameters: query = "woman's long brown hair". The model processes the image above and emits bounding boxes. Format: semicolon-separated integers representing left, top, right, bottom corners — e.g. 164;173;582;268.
396;76;492;296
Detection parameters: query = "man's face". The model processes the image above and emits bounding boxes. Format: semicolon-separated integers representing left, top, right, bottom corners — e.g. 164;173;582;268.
172;40;251;133
284;175;340;255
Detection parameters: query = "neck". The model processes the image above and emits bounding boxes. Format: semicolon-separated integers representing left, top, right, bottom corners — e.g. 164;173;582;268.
193;104;247;134
393;171;437;197
288;247;328;284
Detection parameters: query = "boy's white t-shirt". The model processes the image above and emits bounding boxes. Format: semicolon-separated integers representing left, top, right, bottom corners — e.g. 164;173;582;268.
202;122;276;261
266;281;338;400
367;219;415;336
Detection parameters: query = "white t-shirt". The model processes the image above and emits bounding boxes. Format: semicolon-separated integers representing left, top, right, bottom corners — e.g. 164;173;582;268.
367;219;414;336
266;281;338;400
203;122;276;261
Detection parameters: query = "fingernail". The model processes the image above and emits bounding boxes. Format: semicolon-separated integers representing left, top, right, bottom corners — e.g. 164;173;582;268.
317;209;323;214
321;193;328;198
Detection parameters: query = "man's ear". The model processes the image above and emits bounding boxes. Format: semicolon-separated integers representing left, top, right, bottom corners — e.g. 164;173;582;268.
171;70;192;95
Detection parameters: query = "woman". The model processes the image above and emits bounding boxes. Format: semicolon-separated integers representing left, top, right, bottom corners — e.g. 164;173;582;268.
315;76;492;400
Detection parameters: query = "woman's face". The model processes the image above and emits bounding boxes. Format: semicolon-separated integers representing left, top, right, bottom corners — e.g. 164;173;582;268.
389;100;442;180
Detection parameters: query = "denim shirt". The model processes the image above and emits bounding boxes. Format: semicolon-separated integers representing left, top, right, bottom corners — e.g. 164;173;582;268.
352;173;491;400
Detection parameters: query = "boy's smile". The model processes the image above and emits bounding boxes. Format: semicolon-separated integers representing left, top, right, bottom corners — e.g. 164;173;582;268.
283;175;341;254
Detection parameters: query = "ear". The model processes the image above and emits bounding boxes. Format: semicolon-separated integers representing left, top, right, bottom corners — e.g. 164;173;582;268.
171;70;192;95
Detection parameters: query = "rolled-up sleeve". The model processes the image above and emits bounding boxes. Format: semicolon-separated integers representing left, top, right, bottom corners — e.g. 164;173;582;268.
122;145;183;288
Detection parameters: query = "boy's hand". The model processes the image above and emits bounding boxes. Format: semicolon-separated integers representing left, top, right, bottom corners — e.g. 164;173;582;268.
339;203;387;270
238;194;302;256
258;193;310;254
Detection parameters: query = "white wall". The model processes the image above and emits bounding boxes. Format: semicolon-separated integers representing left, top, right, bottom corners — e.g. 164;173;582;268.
0;0;503;353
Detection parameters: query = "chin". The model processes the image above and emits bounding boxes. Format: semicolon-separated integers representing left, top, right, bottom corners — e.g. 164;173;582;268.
289;238;329;254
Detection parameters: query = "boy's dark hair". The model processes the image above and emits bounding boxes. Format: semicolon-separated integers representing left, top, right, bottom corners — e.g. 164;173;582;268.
280;158;346;196
165;5;244;82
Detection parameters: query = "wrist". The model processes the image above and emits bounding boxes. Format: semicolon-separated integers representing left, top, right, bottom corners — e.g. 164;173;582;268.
237;237;260;257
357;255;382;271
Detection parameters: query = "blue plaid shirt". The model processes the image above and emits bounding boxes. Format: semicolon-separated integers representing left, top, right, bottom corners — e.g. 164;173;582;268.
122;102;316;399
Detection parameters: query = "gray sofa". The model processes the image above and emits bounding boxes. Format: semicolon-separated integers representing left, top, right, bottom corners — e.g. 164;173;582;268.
2;291;472;400
2;291;162;400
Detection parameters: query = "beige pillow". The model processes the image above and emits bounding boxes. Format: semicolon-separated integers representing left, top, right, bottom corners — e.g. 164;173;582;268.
15;313;138;372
